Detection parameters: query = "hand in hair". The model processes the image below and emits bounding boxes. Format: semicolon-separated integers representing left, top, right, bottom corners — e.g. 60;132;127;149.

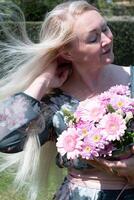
24;61;70;100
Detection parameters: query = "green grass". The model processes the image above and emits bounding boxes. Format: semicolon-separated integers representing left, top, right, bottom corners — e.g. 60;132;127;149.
0;170;59;200
0;165;67;200
0;171;25;200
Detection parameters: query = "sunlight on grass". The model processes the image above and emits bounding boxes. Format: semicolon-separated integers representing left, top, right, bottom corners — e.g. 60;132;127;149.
0;171;57;200
0;165;66;200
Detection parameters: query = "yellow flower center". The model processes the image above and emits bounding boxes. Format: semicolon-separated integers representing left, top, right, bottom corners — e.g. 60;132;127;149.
92;134;101;142
85;146;91;153
117;101;123;107
82;128;88;136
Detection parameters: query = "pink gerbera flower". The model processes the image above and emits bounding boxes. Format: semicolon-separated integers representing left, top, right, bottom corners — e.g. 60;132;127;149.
109;94;130;110
79;127;108;159
75;98;106;122
56;128;82;159
99;113;127;141
80;141;99;160
108;85;130;96
97;91;111;106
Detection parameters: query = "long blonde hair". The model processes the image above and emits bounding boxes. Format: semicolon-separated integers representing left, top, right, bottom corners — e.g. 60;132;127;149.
0;1;97;200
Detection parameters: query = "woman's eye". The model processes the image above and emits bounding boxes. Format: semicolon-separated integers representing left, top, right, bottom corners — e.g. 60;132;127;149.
88;34;98;43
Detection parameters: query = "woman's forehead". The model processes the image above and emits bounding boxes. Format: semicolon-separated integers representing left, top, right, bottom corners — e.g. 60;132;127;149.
73;10;105;34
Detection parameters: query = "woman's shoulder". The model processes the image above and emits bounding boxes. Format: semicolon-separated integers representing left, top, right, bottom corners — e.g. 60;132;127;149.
109;64;131;74
107;64;130;85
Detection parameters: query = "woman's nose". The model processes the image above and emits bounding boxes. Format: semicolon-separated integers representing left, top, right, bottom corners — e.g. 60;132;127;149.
101;32;113;47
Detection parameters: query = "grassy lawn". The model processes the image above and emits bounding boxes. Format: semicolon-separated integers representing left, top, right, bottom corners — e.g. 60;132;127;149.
0;169;63;200
0;170;25;200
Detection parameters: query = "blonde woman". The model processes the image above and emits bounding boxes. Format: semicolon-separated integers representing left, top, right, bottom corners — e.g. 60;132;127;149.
0;1;134;200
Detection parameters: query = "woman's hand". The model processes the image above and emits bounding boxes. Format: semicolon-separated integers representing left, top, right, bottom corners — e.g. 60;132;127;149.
96;157;134;184
93;146;134;184
83;146;134;184
24;62;70;100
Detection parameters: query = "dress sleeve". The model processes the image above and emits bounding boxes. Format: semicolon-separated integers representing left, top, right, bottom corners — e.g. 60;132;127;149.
0;92;54;153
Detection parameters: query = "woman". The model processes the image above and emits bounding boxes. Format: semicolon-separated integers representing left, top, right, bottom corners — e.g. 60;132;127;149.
0;1;134;200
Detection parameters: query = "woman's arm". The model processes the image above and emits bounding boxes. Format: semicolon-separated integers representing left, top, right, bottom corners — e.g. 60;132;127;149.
24;61;69;100
0;62;70;153
0;92;43;153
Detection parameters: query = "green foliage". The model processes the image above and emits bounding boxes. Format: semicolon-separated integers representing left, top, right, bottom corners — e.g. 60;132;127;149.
107;104;115;113
62;108;76;124
26;22;41;42
1;0;65;21
111;4;134;16
108;19;134;65
0;0;133;21
9;0;48;21
88;0;134;17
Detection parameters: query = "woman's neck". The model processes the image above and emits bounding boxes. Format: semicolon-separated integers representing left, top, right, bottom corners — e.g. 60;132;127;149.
60;64;130;101
61;65;107;101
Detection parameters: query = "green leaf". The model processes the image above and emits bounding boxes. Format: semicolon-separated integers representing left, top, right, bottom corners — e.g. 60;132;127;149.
107;104;115;113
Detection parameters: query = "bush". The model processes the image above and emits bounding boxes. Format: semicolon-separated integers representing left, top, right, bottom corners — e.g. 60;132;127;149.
107;17;134;65
111;4;134;16
5;0;64;21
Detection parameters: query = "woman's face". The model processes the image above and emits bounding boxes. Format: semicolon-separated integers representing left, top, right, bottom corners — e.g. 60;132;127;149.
68;10;114;72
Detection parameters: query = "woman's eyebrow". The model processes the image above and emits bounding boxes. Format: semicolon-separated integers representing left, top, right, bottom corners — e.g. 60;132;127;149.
84;30;96;41
84;29;98;41
85;29;97;38
86;22;107;35
84;21;107;40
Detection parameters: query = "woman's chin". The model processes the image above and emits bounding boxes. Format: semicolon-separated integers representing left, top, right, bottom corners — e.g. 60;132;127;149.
105;54;114;65
102;51;114;65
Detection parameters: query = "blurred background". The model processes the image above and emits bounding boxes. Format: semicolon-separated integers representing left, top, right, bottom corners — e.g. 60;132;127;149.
0;0;133;21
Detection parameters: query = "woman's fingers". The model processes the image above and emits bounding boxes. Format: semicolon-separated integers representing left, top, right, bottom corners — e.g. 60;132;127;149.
55;66;69;86
41;63;70;89
85;159;116;175
97;158;127;169
85;155;134;183
24;61;70;99
93;158;127;175
83;157;134;181
98;157;134;182
82;158;106;172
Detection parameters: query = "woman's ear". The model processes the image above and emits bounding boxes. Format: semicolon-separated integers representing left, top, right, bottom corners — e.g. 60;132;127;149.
61;52;72;61
59;47;73;61
57;55;72;67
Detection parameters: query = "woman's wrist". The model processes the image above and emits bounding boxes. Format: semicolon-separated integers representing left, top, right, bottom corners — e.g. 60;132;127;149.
24;78;49;100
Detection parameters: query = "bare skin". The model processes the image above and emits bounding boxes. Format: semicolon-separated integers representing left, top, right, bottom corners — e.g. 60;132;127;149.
92;146;134;185
24;62;69;100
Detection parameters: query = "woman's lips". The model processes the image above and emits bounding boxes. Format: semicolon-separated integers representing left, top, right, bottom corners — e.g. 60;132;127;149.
102;48;111;55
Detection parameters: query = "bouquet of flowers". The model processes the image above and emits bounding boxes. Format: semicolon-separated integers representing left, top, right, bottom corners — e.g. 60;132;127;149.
56;85;134;161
